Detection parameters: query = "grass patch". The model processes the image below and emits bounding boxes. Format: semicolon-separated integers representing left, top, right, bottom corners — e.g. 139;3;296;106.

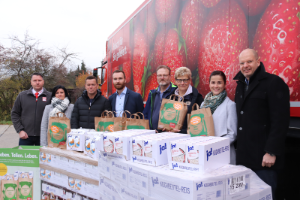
0;121;13;125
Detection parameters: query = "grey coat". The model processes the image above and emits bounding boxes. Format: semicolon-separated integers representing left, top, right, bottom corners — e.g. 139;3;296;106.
11;87;52;136
40;104;74;146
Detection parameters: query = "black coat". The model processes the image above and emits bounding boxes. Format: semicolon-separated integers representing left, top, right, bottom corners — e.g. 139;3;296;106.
174;86;204;134
109;88;144;118
71;90;111;129
233;62;290;170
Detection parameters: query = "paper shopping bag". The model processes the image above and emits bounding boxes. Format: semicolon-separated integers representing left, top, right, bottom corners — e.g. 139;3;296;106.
1;174;18;200
113;110;131;131
158;94;188;131
95;111;114;132
47;112;71;149
125;112;149;130
187;104;215;137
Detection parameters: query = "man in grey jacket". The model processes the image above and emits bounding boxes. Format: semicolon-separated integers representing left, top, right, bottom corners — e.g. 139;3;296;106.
11;73;51;145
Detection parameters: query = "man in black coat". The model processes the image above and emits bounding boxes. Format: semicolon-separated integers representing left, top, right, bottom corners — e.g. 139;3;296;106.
234;49;290;199
71;76;111;129
109;70;144;117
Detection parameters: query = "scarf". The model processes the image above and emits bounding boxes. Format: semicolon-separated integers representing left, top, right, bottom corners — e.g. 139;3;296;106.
49;97;70;117
201;90;227;114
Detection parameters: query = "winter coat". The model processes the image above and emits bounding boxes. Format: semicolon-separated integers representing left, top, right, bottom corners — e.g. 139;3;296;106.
233;62;290;170
71;90;111;129
201;97;237;164
11;87;51;136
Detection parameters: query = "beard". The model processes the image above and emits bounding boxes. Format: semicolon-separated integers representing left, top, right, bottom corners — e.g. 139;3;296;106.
114;83;125;90
158;81;169;86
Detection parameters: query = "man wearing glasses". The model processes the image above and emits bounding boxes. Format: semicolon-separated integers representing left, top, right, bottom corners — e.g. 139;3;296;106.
143;65;177;132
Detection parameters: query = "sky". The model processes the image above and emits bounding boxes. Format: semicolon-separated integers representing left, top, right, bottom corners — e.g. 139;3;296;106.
0;0;144;70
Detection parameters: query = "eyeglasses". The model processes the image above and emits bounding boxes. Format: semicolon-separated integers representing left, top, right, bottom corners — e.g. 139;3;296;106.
157;75;169;78
175;79;190;83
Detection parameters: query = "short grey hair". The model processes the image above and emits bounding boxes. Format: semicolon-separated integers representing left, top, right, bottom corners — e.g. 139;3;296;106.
156;65;171;75
175;67;192;79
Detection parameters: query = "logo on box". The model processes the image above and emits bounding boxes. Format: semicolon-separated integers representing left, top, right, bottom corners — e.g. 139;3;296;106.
151;177;159;187
196;182;203;190
159;143;167;154
206;148;212;161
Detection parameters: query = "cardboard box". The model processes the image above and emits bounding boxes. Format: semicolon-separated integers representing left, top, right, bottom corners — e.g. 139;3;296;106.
242;173;272;200
147;164;251;200
99;175;122;200
111;158;129;186
168;136;230;173
84;131;105;159
131;133;189;166
98;151;112;179
101;130;155;160
39;147;98;181
67;129;89;152
127;161;151;196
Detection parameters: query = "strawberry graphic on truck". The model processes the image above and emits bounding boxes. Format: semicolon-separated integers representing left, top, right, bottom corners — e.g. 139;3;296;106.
95;0;300;136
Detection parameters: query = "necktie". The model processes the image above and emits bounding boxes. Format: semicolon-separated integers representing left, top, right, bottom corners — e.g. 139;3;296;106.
35;92;39;102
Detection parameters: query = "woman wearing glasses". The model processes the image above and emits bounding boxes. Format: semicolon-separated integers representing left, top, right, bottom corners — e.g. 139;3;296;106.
172;67;204;134
200;71;237;164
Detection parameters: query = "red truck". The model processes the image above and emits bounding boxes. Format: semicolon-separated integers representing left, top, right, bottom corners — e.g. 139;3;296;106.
99;0;300;197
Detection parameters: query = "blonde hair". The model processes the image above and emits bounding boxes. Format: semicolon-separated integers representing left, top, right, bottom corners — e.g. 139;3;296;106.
175;67;192;79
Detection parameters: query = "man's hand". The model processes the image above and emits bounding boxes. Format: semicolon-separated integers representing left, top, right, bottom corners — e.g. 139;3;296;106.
19;130;28;139
171;129;181;133
262;153;276;167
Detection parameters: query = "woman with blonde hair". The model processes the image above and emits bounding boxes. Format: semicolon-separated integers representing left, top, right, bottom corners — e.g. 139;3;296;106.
171;67;204;134
201;70;237;164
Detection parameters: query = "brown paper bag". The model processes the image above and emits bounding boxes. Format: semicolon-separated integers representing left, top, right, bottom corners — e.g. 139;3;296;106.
113;110;131;131
1;174;18;200
126;112;149;130
17;172;33;200
48;112;71;149
158;94;188;131
94;111;114;132
187;104;215;137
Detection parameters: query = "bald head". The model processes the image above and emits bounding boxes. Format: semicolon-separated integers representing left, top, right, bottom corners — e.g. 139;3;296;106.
239;48;261;80
239;49;258;60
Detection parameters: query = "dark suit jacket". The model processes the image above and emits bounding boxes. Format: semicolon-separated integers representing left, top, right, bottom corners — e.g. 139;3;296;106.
233;62;290;170
109;88;144;117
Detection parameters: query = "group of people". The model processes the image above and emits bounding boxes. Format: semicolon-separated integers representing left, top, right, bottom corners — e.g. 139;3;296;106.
11;49;289;199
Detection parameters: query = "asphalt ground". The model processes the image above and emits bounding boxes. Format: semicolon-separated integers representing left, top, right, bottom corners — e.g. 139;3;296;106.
0;125;19;148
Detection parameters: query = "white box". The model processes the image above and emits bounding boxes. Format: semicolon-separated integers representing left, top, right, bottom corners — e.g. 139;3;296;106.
147;164;251;200
119;185;140;200
131;133;189;166
208;165;251;200
243;173;272;200
98;151;112;179
67;129;91;151
84;132;104;159
102;130;154;160
99;175;122;200
111;159;128;186
168;137;230;173
127;162;151;196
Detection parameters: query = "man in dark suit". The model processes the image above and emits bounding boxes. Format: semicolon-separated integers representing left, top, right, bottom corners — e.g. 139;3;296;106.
109;70;144;117
234;49;290;199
